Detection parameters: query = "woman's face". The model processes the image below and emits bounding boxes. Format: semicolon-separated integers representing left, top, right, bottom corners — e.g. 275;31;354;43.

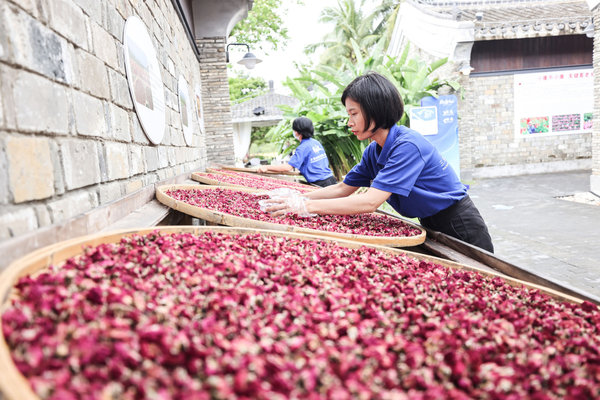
345;97;373;141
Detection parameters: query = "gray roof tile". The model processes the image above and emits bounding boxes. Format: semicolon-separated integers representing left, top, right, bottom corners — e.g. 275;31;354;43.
409;0;591;40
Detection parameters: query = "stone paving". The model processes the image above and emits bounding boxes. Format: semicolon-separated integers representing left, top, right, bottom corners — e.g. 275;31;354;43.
467;170;600;301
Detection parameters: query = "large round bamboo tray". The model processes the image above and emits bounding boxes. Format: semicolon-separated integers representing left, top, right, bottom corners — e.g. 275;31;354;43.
191;172;316;192
0;226;586;400
155;184;426;247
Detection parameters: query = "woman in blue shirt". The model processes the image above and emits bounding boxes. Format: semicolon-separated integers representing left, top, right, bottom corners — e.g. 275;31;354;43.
257;117;337;187
267;73;493;253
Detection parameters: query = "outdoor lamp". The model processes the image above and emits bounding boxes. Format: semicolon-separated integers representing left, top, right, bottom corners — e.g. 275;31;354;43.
583;21;594;38
226;43;262;70
459;62;474;76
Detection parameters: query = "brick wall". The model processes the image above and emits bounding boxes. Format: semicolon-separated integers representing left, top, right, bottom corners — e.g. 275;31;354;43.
459;74;592;179
0;0;212;253
197;37;235;166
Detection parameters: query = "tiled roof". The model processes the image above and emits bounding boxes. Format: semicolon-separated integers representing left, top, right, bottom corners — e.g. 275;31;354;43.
409;0;592;40
231;91;299;125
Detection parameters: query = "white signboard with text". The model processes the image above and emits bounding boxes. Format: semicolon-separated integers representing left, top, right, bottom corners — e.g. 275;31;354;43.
514;68;593;138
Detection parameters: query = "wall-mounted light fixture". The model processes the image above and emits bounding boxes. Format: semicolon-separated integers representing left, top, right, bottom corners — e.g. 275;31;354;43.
459;62;474;76
226;43;262;69
583;20;595;38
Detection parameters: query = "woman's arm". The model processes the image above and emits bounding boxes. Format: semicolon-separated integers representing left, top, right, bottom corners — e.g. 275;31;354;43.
305;187;391;215
267;186;391;217
304;182;358;199
257;163;294;173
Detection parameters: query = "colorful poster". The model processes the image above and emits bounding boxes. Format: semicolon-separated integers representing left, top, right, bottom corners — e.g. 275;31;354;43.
419;94;461;178
514;68;593;137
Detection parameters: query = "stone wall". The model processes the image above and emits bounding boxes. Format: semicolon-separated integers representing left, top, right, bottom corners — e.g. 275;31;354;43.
197;37;235;166
459;74;592;179
0;0;212;265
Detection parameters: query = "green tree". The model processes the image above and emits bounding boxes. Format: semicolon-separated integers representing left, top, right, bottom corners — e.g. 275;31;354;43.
228;74;268;103
267;43;459;180
229;0;300;53
305;0;397;68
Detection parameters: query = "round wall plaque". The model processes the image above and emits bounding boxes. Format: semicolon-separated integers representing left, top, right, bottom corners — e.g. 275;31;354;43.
194;84;205;135
178;75;193;146
123;16;166;144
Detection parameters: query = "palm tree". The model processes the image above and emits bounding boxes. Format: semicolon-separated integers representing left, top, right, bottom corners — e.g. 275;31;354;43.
305;0;397;68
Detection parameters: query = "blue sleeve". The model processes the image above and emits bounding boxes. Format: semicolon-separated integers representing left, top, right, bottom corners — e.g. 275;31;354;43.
288;146;305;169
371;142;425;197
343;148;374;187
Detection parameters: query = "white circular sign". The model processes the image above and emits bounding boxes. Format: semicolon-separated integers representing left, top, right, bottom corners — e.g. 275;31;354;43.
194;84;205;135
178;75;193;146
123;16;165;144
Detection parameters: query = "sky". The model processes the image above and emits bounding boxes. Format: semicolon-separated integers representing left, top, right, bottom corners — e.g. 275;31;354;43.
228;0;339;93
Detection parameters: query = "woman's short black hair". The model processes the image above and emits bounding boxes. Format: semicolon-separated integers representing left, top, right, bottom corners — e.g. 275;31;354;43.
292;116;314;139
341;72;404;132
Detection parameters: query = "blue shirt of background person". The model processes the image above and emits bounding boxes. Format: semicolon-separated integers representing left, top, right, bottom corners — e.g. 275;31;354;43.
257;117;337;187
288;137;333;183
344;124;466;218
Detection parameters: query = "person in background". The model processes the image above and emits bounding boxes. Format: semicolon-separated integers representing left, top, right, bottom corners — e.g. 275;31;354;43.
257;116;337;187
265;72;494;253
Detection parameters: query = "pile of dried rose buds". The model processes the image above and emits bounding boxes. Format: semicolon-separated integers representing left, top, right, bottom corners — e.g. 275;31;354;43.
210;169;312;189
166;188;422;238
196;172;313;193
3;231;599;399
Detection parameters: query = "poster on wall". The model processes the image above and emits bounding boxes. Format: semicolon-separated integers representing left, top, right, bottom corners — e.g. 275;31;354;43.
418;95;461;178
514;68;593;138
123;16;166;144
178;75;193;146
194;84;205;135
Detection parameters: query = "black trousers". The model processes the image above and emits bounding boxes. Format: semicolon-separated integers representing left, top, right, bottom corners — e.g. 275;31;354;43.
419;195;494;253
311;175;338;187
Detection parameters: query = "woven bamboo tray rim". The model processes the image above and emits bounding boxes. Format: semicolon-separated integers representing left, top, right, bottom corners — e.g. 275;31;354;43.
215;165;301;176
191;173;250;190
0;225;585;400
190;172;316;192
156;184;426;247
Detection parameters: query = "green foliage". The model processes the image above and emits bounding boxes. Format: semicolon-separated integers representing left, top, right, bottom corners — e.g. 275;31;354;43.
305;0;397;68
229;0;299;53
249;127;280;160
250;126;271;146
267;43;459;180
228;74;268;103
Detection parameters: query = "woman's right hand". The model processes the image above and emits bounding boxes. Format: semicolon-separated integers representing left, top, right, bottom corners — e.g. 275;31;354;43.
256;166;269;173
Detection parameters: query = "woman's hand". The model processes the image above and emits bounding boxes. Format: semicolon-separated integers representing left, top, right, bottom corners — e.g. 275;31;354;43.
261;196;314;218
256;166;269;173
262;198;289;217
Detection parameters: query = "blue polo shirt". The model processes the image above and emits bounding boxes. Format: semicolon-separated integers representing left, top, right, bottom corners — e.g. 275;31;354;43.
344;125;466;218
288;138;334;183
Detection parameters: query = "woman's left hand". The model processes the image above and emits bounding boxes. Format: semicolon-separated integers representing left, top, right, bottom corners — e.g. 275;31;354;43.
262;196;314;218
263;198;290;217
